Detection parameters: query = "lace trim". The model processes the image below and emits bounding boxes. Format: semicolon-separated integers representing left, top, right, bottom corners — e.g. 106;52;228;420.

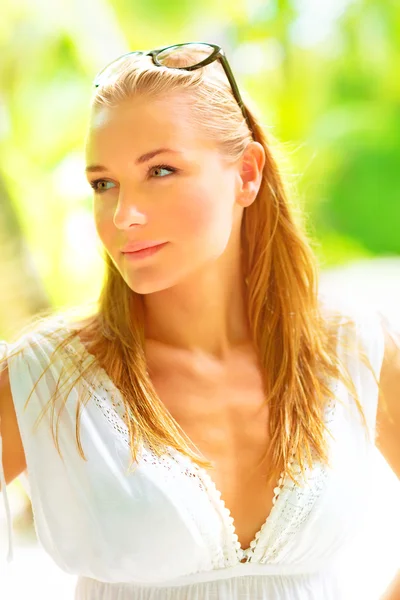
59;329;338;567
185;452;295;565
251;387;338;563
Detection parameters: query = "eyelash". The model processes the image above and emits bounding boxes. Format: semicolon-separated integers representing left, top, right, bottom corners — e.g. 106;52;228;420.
89;163;178;193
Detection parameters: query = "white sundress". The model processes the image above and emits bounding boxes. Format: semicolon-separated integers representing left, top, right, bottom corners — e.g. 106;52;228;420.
0;310;394;599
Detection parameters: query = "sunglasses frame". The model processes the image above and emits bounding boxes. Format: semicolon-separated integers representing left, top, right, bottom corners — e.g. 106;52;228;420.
93;42;254;136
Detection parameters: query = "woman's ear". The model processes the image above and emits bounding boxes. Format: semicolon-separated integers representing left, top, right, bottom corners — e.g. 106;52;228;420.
236;141;265;207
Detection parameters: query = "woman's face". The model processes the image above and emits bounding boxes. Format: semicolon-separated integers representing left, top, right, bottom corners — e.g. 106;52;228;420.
85;94;246;294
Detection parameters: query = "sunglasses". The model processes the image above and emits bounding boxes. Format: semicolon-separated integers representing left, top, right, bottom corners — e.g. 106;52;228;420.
93;42;254;137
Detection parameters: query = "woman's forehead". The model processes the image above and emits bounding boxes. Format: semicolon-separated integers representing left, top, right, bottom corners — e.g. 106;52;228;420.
86;96;216;159
89;94;192;133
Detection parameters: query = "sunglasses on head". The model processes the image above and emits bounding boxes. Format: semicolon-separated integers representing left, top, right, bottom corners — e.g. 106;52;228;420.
93;42;254;137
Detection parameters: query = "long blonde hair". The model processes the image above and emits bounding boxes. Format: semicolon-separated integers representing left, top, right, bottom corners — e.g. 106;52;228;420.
1;47;374;487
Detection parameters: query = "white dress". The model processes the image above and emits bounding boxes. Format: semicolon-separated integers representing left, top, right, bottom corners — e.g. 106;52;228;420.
0;311;387;599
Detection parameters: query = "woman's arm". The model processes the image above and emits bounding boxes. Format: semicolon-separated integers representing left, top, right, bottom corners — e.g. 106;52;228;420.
380;569;400;600
376;317;400;479
0;364;27;488
376;317;400;599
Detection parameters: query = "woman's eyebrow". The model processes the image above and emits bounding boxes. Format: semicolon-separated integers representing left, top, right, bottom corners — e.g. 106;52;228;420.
135;148;181;164
85;148;182;173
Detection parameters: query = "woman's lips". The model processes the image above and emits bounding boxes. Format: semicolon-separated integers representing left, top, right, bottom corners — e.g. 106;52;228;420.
122;242;169;260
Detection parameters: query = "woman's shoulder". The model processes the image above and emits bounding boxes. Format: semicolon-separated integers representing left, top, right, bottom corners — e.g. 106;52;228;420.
2;310;95;377
319;298;387;383
319;296;385;339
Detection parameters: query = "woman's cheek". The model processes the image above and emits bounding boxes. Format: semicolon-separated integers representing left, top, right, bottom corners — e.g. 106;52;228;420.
172;190;218;241
93;202;115;248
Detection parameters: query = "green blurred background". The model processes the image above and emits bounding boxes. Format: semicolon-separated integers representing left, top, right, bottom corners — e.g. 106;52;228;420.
0;0;398;339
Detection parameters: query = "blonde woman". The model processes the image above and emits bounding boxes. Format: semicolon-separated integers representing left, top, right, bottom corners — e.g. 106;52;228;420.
1;42;399;599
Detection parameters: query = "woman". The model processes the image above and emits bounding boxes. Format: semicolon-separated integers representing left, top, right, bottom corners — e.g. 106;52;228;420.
0;42;399;599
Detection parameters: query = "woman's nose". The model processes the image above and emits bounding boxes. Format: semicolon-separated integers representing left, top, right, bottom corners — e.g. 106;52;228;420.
113;191;147;229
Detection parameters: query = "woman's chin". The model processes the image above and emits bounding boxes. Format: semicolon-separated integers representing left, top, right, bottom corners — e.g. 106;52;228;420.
125;275;174;296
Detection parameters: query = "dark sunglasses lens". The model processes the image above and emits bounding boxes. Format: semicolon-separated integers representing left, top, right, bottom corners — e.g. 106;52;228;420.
156;43;214;68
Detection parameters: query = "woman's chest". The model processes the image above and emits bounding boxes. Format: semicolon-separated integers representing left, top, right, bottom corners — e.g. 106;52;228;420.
145;347;281;548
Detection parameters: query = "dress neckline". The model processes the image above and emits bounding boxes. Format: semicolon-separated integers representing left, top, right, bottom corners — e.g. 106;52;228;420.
63;329;332;565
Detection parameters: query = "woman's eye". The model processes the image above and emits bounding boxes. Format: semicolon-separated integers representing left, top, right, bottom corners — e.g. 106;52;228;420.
147;164;177;178
89;179;115;193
